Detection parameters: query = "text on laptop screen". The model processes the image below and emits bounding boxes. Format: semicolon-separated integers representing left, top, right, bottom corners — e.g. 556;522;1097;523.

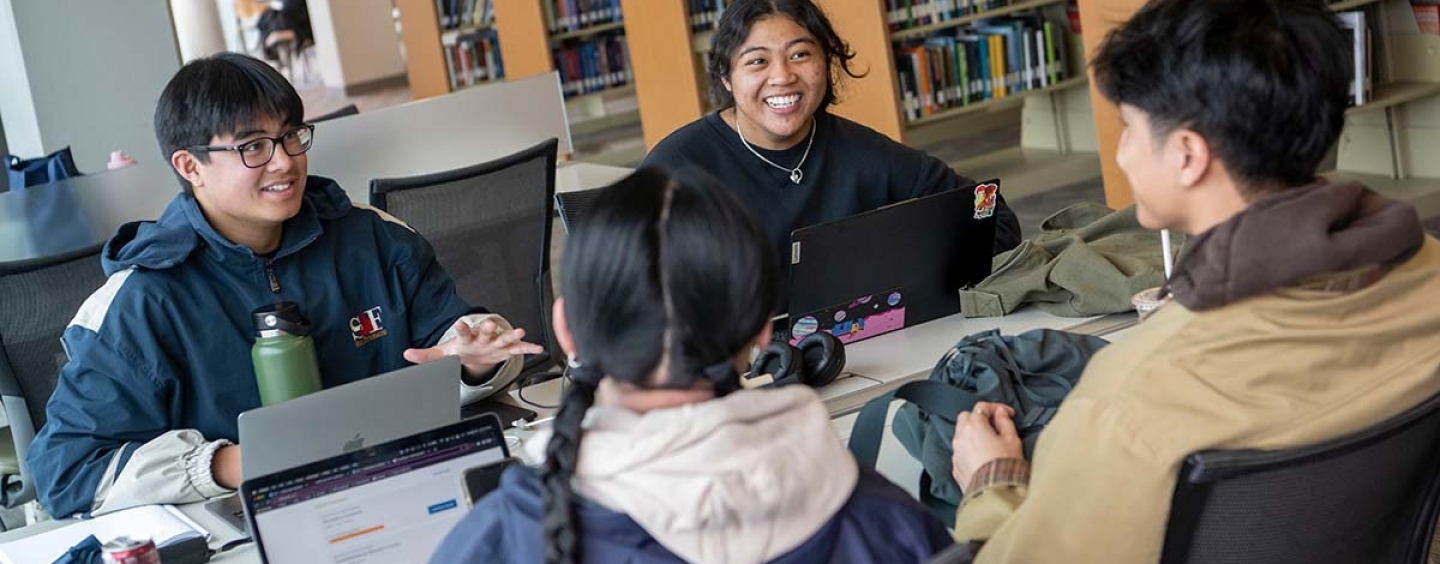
246;419;507;564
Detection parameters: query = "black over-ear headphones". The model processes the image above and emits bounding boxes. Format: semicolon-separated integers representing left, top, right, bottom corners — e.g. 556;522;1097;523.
748;331;846;388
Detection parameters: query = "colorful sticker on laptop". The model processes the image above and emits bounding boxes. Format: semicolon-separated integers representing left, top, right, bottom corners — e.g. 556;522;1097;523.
974;183;998;220
790;288;906;345
792;316;820;340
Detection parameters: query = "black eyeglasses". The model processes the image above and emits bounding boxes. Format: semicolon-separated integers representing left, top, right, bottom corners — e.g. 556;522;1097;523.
189;124;315;169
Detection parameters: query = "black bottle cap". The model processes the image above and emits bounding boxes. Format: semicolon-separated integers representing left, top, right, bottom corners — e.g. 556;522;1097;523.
252;301;313;337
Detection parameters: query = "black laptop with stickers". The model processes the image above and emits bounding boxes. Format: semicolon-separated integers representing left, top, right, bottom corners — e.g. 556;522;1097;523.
784;179;1000;345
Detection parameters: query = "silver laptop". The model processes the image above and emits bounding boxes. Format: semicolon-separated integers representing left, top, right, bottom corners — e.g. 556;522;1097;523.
206;357;462;534
238;355;462;478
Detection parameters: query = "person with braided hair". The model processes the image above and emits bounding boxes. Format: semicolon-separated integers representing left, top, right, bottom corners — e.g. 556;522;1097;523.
429;166;952;564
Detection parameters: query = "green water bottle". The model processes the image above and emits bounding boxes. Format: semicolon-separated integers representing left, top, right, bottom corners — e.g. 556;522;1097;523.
251;302;323;405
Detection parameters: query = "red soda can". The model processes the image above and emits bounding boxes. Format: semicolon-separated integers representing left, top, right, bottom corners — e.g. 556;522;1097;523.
101;536;161;564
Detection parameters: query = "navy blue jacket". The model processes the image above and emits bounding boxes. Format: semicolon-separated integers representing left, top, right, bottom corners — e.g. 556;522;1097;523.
28;176;472;517
429;466;954;564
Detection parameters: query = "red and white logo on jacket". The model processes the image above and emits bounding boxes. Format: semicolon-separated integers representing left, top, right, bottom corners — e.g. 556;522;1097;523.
349;306;389;347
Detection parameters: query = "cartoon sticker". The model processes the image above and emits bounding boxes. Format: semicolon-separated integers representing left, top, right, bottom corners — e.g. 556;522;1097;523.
792;316;819;338
974;183;998;220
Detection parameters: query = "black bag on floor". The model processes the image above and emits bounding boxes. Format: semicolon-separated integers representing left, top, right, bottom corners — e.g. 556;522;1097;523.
848;328;1108;526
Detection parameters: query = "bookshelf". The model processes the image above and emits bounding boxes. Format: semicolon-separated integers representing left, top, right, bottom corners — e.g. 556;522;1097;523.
806;0;1099;196
617;0;707;148
395;0;641;143
1080;0;1440;212
889;0;1080;41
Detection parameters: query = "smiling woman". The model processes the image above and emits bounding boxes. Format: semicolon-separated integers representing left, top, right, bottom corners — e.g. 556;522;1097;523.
641;0;1022;311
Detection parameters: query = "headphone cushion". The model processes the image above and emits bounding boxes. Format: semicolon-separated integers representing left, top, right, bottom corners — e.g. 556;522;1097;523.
798;332;846;388
751;341;801;387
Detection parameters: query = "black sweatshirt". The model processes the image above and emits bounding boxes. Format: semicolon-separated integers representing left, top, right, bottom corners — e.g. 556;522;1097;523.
643;111;1022;308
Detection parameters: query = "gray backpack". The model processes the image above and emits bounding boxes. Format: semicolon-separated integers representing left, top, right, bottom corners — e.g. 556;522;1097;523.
848;328;1109;525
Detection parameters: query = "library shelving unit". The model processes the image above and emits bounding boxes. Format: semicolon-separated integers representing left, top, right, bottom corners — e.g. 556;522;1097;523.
1079;0;1440;212
395;0;639;136
811;0;1100;200
394;0;505;100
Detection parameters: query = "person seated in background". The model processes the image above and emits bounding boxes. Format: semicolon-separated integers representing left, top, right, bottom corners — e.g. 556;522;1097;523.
429;166;953;564
641;0;1021;309
257;0;314;61
944;0;1440;561
27;53;543;519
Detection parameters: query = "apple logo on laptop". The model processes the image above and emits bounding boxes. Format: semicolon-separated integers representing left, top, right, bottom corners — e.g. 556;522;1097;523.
343;433;366;453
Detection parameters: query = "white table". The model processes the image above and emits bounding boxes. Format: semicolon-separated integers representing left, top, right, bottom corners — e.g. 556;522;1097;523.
0;161;632;266
0;307;1136;562
509;308;1133;419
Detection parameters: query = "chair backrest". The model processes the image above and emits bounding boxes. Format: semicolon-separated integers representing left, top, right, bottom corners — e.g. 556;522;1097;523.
0;244;107;505
370;138;559;377
554;186;602;234
309;104;358;123
1161;390;1440;564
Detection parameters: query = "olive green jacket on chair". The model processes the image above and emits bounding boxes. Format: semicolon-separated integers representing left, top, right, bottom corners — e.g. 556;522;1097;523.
959;203;1184;318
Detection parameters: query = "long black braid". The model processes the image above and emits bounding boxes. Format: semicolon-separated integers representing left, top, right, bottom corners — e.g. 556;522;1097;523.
541;372;597;564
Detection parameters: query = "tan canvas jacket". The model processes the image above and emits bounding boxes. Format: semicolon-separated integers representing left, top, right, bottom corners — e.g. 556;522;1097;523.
955;236;1440;563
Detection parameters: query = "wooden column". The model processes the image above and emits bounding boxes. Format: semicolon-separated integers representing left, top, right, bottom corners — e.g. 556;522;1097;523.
494;0;555;80
814;0;904;142
394;0;449;100
619;0;706;149
1076;0;1148;208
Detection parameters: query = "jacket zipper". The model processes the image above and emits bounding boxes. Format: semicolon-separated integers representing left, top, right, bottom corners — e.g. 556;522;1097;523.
264;260;281;294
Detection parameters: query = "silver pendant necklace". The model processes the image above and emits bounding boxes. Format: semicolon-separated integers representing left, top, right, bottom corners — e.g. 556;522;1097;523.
735;115;816;185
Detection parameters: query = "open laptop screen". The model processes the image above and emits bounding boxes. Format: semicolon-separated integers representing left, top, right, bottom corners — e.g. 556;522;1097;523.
242;415;509;564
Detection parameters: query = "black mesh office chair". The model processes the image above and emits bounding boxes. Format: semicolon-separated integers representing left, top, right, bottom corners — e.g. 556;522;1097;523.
1161;390;1440;564
0;244;107;518
554;186;603;234
370;138;560;385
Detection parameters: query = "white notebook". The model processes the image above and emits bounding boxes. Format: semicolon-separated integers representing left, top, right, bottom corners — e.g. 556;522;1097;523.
0;504;208;564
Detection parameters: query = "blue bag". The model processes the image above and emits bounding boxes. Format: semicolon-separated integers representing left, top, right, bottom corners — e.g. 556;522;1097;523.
5;147;82;192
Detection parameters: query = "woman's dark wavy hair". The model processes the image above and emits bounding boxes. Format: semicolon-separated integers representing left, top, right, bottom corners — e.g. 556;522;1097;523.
707;0;863;112
1091;0;1349;192
154;53;305;192
541;166;778;564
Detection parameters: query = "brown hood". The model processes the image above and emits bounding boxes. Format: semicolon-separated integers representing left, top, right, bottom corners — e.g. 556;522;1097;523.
1166;179;1424;311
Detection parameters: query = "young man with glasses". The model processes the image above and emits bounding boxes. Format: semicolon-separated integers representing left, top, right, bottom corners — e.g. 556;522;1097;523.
27;53;544;518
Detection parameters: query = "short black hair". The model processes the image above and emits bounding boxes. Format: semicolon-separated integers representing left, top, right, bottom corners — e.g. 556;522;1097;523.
154;53;304;190
1091;0;1350;192
707;0;863;113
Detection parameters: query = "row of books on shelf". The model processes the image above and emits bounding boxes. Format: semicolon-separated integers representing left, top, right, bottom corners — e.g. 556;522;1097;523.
1414;1;1440;34
436;0;493;31
443;30;505;90
1337;10;1374;107
555;36;632;97
888;0;1073;31
544;0;623;34
895;17;1069;121
688;0;733;32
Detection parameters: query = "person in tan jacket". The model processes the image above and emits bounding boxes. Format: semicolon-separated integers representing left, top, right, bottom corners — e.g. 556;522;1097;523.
945;0;1440;561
